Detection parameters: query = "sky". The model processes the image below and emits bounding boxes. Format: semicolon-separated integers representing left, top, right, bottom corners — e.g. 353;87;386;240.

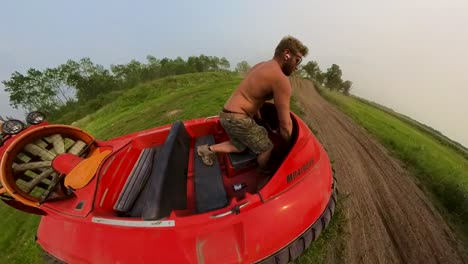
1;0;467;147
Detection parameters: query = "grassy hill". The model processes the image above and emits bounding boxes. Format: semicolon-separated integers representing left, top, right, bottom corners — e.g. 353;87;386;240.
73;72;241;138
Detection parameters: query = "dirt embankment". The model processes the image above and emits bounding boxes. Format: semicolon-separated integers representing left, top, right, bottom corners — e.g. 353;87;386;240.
291;78;467;264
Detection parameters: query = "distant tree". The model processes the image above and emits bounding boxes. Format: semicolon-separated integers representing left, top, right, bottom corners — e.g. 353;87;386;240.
159;57;176;76
43;67;75;103
146;55;159;66
302;61;321;80
79;70;116;101
2;68;73;112
341;80;353;95
144;55;162;80
111;59;145;87
197;55;211;72
315;69;326;85
62;58;117;101
173;56;190;75
219;57;231;71
208;56;220;71
324;64;343;90
292;68;307;78
235;61;251;74
186;56;199;73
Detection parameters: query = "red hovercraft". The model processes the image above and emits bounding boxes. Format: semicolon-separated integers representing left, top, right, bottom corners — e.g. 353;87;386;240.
0;103;336;264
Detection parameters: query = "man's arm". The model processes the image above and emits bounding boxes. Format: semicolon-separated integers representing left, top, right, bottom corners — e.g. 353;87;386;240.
273;76;293;143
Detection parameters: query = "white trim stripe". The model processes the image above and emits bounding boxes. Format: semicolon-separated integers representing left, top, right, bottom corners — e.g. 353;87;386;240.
92;217;175;227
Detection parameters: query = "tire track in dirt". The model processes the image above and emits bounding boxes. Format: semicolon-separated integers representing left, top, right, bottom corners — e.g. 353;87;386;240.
291;78;467;264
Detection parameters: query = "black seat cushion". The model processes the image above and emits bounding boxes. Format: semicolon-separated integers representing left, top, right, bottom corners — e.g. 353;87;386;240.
128;121;190;220
228;150;257;170
194;135;228;213
113;146;161;213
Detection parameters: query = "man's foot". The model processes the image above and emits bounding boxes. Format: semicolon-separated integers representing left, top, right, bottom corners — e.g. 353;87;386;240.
197;144;215;166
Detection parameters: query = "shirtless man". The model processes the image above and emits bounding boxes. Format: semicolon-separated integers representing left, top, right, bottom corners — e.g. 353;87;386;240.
197;36;308;173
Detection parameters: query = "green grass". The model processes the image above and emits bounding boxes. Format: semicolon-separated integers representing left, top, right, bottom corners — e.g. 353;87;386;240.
0;205;42;263
1;73;344;263
319;88;468;243
352;96;468;159
74;72;241;139
293;195;346;263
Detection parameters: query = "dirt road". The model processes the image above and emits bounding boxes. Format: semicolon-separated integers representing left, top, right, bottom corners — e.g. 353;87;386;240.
291;78;467;264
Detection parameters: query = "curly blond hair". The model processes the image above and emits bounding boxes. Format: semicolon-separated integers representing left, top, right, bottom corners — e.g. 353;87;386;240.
274;36;308;57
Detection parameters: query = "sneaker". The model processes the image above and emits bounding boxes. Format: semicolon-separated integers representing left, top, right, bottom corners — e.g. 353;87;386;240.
197;144;215;166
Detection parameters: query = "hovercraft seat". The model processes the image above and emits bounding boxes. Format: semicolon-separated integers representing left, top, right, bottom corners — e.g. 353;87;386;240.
194;135;228;213
227;150;257;170
114;121;190;220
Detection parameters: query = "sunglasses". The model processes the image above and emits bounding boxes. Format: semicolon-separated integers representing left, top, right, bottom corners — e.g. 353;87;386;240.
295;55;303;66
289;51;303;65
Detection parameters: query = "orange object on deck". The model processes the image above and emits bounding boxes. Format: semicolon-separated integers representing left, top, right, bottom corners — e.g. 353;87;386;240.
64;148;111;189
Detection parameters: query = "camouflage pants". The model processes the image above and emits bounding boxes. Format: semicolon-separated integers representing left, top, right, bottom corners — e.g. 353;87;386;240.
219;112;273;154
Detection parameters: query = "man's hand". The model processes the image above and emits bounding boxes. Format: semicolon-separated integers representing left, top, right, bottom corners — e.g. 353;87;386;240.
279;126;292;144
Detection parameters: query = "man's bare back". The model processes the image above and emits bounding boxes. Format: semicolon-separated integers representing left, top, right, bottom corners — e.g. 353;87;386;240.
224;60;287;117
224;58;296;144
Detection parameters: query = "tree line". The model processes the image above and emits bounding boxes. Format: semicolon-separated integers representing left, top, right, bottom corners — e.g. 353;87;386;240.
2;55;236;113
2;56;352;122
299;61;352;95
